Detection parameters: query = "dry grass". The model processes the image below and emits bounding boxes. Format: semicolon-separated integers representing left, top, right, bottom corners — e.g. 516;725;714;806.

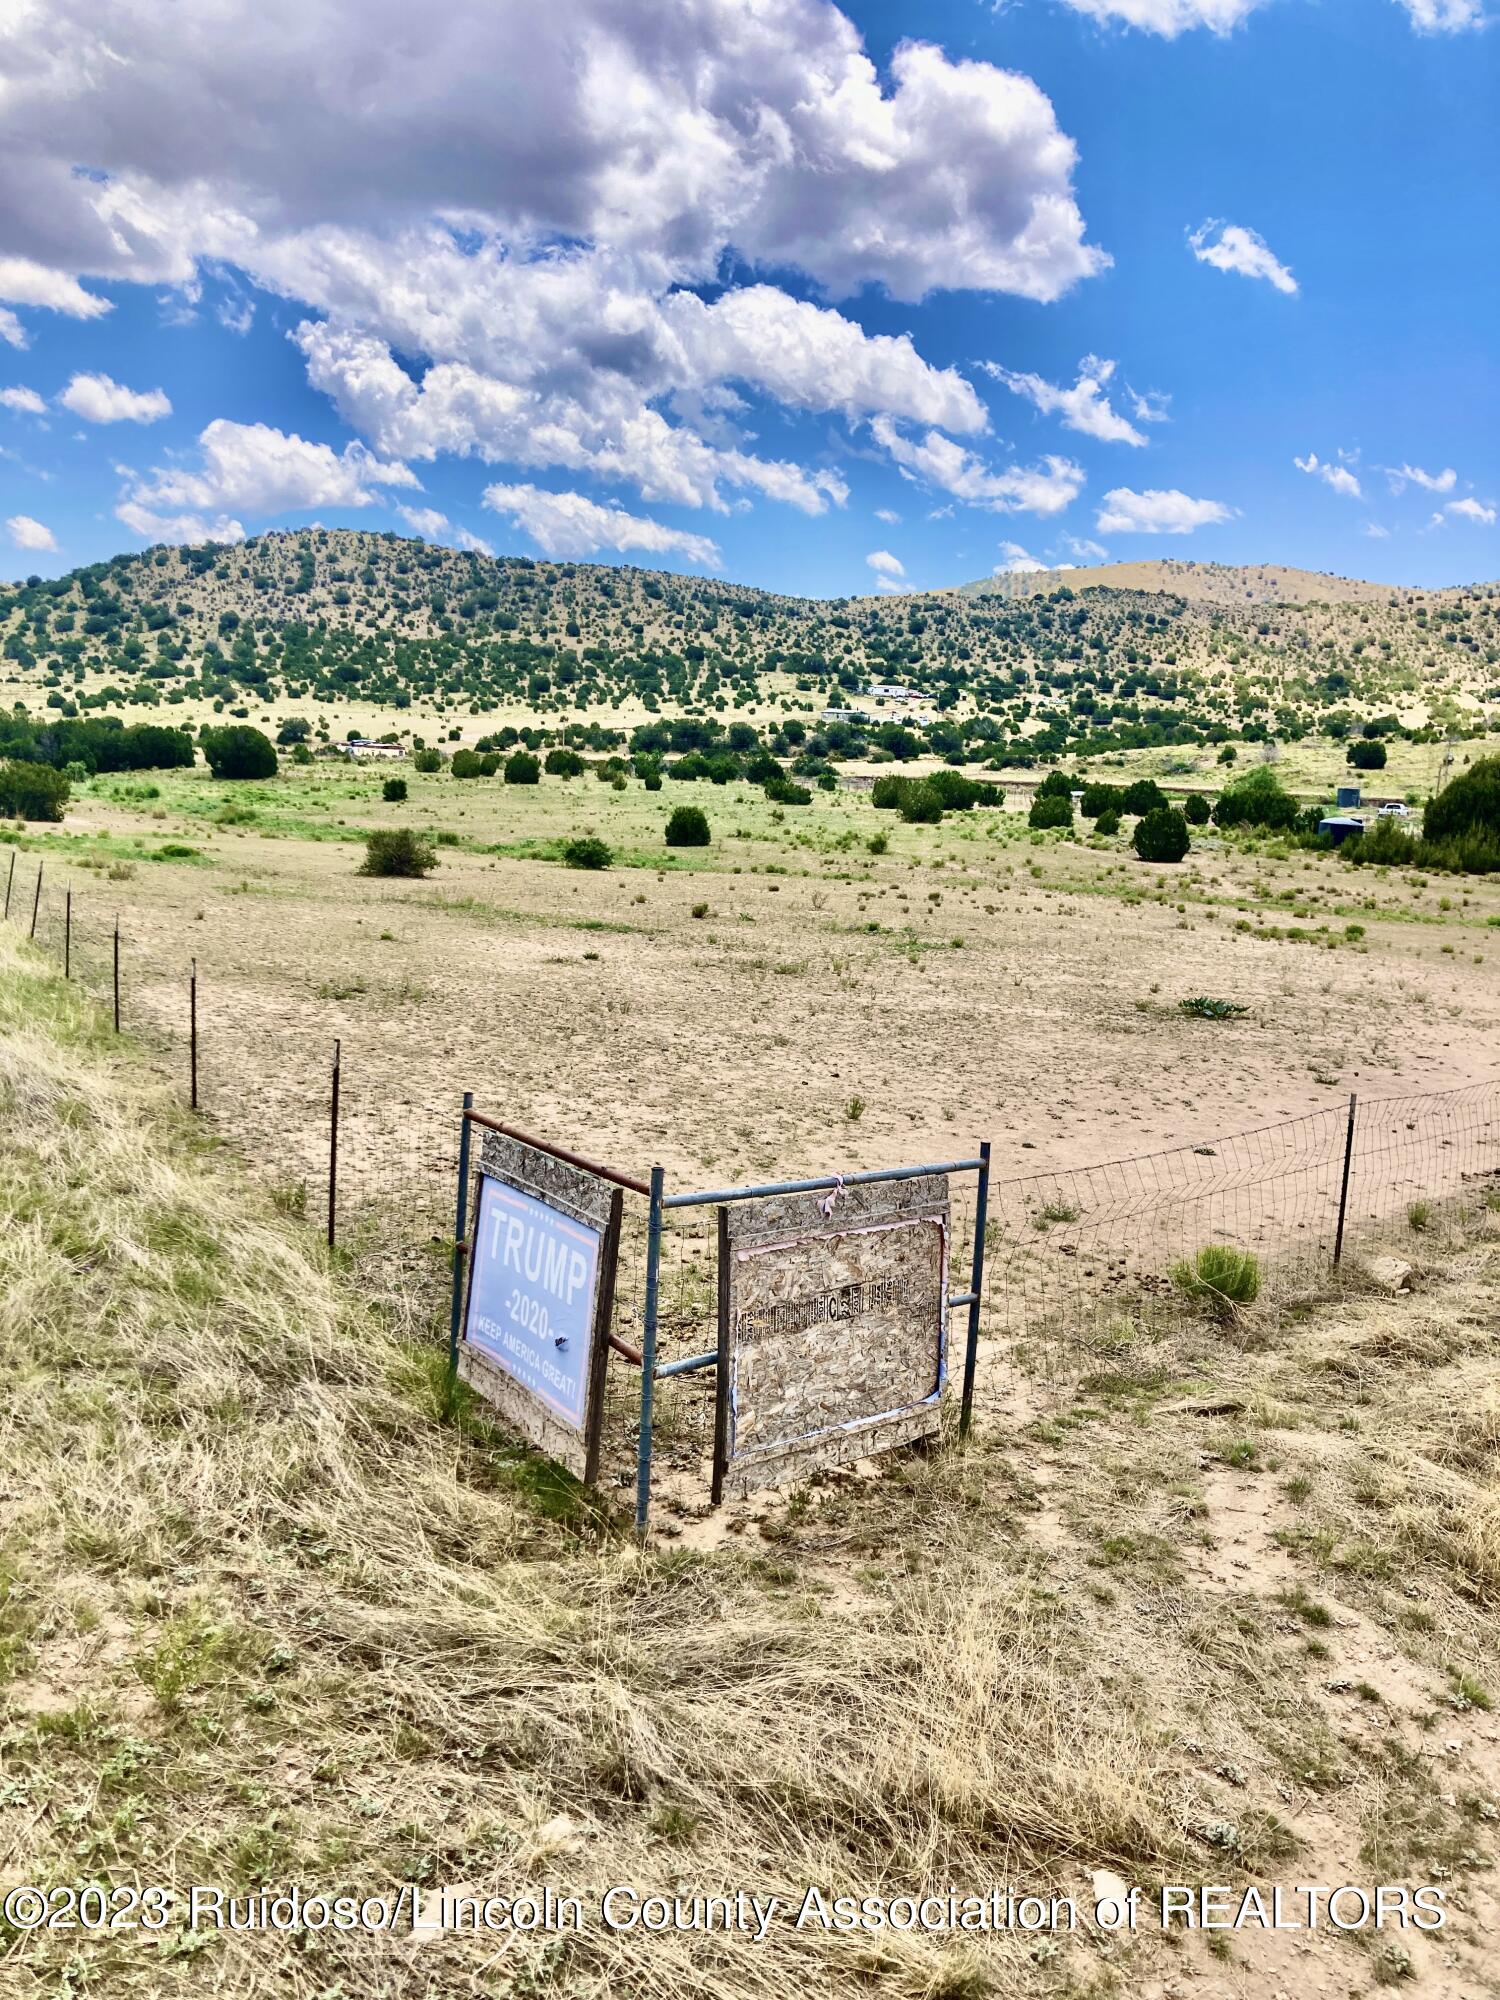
2;931;1499;1997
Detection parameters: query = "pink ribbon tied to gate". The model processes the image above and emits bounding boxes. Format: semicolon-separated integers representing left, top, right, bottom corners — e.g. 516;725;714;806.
818;1174;845;1220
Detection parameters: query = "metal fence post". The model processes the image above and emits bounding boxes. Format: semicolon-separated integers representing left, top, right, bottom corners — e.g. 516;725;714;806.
1332;1092;1358;1267
64;889;71;980
960;1140;991;1439
29;861;42;940
112;921;121;1032
3;849;13;920
326;1039;342;1249
447;1092;474;1379
635;1163;666;1539
189;959;198;1110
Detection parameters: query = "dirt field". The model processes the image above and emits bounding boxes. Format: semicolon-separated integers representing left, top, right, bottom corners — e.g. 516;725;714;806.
13;756;1498;1192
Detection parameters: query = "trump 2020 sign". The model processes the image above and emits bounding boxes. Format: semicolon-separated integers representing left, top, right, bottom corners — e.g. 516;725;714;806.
458;1130;622;1480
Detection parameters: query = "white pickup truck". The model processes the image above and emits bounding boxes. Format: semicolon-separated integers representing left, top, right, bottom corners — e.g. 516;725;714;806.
1377;802;1412;819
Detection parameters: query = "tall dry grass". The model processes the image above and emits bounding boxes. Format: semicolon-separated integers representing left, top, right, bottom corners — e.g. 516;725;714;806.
0;932;1187;1999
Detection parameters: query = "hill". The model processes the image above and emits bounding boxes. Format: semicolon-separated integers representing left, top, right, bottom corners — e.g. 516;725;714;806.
3;529;1497;765
953;557;1435;610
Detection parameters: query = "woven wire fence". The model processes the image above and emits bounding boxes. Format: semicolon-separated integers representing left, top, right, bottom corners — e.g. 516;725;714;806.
986;1084;1500;1379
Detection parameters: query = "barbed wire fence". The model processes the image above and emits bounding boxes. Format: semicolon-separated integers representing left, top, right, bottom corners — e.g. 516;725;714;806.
5;843;1499;1431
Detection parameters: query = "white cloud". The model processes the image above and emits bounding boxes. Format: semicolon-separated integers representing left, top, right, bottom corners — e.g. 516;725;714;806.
118;419;418;533
1444;497;1497;525
983;353;1146;446
1061;533;1109;561
1295;450;1362;499
0;385;45;414
1127;387;1171;425
994;540;1048;573
0;309;24;348
59;372;172;424
1054;0;1264;32
0;0;1112;545
1384;462;1457;494
1189;221;1297;295
481;482;721;564
874;507;901;525
294;319;848;517
0;255;111;319
395;503;496;557
395;505;452;540
1095;487;1231;534
1396;0;1486;27
114;501;246;546
6;512;57;551
866;549;905;576
872;415;1084;515
1363;523;1391;539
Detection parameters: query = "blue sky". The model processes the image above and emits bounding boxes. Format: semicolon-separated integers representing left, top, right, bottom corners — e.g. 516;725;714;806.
1;0;1496;595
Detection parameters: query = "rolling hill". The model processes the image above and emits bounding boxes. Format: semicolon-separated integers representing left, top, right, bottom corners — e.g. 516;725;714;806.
3;530;1497;764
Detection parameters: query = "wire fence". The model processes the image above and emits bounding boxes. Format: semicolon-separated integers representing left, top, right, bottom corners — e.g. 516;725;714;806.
6;844;1499;1460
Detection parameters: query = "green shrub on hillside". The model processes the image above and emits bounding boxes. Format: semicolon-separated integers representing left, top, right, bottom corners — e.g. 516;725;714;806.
413;748;443;773
665;804;710;847
504;751;541;785
451;749;484;779
1348;739;1387;770
1081;783;1121;819
201;725;276;781
561;834;613;870
359;829;437;878
1183;792;1211;825
764;777;812;805
382;777;407;803
1212;767;1300;830
1120;777;1169;818
1425;755;1500;843
1133;806;1190;863
1028;793;1072;831
0;759;70;822
1094;807;1121;836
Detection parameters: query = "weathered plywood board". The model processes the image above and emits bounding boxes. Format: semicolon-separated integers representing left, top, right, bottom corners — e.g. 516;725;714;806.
720;1175;949;1496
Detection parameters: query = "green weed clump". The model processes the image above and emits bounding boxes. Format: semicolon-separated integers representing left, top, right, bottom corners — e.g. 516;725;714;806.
1180;996;1248;1020
1171;1244;1261;1319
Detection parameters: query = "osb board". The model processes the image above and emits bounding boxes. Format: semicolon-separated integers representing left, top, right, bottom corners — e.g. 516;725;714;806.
458;1131;619;1482
722;1175;949;1497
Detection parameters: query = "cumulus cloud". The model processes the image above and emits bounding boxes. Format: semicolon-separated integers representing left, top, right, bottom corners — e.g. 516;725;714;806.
1189;221;1297;295
983;354;1146;446
481;482;722;564
1054;0;1264;31
872;415;1084;515
0;1;1112;542
1061;534;1109;561
60;372;172;424
875;507;901;524
866;549;905;576
6;512;57;550
1397;0;1485;26
293;318;849;517
994;540;1049;573
1095;487;1231;534
0;385;45;413
1384;462;1457;494
114;501;247;546
118;419;418;537
1295;450;1362;499
395;503;496;555
0;255;111;319
1443;496;1497;525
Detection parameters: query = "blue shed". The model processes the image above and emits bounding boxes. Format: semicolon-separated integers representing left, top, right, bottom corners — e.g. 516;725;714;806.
1336;784;1362;809
1319;815;1366;846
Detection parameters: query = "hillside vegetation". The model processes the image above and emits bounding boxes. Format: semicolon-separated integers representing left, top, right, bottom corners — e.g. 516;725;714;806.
4;532;1497;769
3;931;1500;1998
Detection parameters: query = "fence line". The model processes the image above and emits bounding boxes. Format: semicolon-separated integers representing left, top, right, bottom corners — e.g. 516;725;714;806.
5;846;1498;1440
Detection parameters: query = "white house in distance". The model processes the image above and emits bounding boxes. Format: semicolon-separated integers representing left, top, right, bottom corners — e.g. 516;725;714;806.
340;739;405;761
866;683;929;704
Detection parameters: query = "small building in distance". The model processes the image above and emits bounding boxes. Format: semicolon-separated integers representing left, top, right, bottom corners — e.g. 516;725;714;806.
866;683;929;704
341;739;405;761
